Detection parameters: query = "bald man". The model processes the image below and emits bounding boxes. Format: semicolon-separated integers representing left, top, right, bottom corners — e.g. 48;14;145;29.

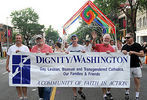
92;33;115;100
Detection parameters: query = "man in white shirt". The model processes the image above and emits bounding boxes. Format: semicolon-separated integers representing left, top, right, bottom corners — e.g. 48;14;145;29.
66;34;86;100
6;34;30;100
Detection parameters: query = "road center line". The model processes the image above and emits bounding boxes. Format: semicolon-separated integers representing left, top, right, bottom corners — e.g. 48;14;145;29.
50;87;57;100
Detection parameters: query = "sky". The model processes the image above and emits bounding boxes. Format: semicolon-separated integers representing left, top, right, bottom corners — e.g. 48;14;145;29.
0;0;94;37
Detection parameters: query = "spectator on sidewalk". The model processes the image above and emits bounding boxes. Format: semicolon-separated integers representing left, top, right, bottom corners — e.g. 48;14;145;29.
142;42;147;55
6;33;30;100
141;42;147;64
122;33;144;100
31;35;53;100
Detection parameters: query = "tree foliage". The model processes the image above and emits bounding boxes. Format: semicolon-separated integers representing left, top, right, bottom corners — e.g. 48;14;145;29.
69;18;107;44
93;0;147;39
45;25;60;45
11;8;44;46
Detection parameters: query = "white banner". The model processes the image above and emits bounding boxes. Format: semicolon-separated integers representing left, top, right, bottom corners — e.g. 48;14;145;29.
9;52;130;88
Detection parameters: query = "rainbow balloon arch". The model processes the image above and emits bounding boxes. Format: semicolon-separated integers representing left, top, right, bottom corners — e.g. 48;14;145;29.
63;0;117;41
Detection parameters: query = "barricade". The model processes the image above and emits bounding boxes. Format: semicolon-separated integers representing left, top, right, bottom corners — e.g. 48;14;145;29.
3;51;7;57
145;56;147;64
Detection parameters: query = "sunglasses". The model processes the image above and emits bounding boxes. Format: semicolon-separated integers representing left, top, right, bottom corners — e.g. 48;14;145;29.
72;37;76;40
125;37;131;39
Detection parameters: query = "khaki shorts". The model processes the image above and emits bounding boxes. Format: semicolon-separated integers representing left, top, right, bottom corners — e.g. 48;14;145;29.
130;67;142;78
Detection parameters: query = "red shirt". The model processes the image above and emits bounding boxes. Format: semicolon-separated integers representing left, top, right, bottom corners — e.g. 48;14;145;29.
31;44;53;53
93;44;115;52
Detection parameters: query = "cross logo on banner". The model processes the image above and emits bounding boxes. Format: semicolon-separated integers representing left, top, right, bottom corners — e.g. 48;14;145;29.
12;55;31;84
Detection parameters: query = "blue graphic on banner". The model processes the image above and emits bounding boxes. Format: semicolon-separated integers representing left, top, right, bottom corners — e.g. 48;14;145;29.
12;55;31;84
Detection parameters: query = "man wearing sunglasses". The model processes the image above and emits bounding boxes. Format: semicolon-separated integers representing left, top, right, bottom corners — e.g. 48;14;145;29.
31;35;53;100
122;33;144;100
66;34;86;100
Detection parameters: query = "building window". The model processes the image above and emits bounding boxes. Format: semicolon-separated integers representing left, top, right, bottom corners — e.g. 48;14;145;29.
143;16;146;27
137;18;141;28
143;36;147;42
138;18;142;28
146;17;147;26
0;28;3;31
137;36;139;43
137;20;139;28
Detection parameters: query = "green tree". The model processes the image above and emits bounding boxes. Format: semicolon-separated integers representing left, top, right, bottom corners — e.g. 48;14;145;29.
45;25;60;45
11;8;44;46
69;19;104;44
93;0;147;38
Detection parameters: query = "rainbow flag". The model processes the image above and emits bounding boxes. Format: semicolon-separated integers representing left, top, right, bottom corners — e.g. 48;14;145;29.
63;1;116;35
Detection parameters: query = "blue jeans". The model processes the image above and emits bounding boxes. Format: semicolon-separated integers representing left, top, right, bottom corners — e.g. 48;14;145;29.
38;87;52;100
43;87;52;100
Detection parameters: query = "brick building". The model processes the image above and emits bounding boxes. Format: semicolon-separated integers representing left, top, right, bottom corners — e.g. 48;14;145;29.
0;24;13;57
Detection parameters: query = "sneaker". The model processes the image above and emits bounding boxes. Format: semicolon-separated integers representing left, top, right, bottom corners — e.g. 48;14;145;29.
18;97;23;100
125;94;129;100
73;96;78;100
136;97;139;100
78;90;86;100
106;93;113;100
103;96;108;100
39;98;43;100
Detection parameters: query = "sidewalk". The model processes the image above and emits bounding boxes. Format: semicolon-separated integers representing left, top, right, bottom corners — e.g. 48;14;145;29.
0;58;6;64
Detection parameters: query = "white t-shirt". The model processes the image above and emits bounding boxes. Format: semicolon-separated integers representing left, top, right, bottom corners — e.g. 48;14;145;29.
84;44;92;52
66;44;85;52
7;44;30;56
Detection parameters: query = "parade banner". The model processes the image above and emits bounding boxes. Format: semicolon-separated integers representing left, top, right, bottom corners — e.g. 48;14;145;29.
9;52;130;88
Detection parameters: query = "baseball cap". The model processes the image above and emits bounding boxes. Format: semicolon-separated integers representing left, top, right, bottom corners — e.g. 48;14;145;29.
86;40;90;42
70;34;77;39
36;35;43;40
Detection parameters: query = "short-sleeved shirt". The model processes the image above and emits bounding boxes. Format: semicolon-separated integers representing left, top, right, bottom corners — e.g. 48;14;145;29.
121;42;143;68
7;44;30;56
93;44;115;52
66;44;85;52
31;44;53;53
84;44;92;52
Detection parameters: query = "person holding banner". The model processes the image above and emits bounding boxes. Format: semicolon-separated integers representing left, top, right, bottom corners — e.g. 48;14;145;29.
91;32;115;100
66;34;86;100
6;34;30;100
122;33;144;100
31;35;53;100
